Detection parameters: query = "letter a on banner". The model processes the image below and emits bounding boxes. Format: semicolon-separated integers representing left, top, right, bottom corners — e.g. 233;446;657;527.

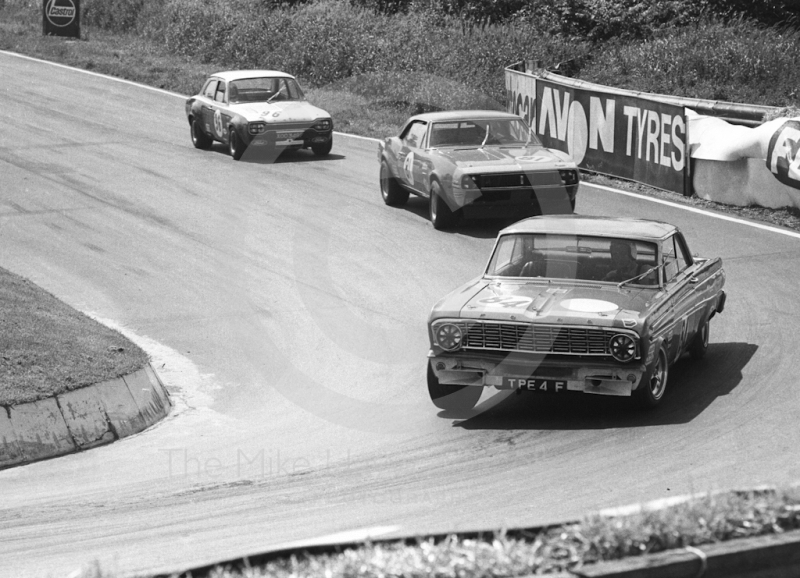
43;0;80;39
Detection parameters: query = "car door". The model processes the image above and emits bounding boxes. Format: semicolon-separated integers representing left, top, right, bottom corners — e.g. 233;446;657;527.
209;80;230;142
397;120;428;193
199;79;219;137
661;232;698;362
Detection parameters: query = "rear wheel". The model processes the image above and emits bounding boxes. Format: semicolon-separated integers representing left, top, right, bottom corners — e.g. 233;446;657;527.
380;160;409;206
689;319;710;360
190;118;212;150
635;346;668;408
427;363;482;412
228;127;245;161
312;137;333;156
429;180;457;230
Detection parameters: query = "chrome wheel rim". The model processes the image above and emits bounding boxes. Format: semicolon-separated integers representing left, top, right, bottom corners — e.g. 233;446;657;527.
430;188;438;222
701;322;709;348
649;350;667;400
191;123;198;145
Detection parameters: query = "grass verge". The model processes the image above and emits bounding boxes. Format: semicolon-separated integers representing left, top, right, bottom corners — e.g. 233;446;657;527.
69;488;800;577
0;267;149;406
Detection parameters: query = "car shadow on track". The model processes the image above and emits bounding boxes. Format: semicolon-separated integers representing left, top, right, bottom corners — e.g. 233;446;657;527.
394;197;515;239
445;342;757;430
206;144;346;164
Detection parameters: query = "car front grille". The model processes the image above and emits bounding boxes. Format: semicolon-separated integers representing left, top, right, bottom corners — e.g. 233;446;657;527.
458;321;613;355
474;171;562;189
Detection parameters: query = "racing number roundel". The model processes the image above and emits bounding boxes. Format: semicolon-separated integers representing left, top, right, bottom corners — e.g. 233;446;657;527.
213;109;224;138
45;0;77;27
403;152;415;182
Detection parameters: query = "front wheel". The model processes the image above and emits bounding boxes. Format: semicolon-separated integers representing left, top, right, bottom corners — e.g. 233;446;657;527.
635;346;668;408
429;180;457;230
427;363;482;412
312;137;333;156
689;319;709;360
190;119;212;150
380;160;409;206
228;127;245;161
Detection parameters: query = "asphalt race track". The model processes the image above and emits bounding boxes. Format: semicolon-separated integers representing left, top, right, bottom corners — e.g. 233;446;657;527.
2;52;800;578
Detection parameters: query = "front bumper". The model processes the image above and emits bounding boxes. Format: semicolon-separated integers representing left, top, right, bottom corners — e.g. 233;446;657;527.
454;186;576;218
244;127;332;148
428;351;645;397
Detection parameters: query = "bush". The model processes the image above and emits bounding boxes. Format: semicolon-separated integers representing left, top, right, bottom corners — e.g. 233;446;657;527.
581;18;800;106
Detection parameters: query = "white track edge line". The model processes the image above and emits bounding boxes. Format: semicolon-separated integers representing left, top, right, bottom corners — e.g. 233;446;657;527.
4;49;798;240
586;183;800;240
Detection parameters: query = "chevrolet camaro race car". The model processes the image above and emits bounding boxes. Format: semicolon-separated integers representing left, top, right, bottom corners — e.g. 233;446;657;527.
378;110;580;229
185;70;333;160
427;215;727;412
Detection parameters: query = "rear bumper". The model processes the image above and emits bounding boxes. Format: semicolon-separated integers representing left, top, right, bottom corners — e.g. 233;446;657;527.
428;350;645;397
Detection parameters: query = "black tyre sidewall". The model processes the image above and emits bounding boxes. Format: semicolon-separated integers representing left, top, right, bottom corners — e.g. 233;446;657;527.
635;346;668;408
380;161;409;206
429;181;454;230
229;128;245;161
427;362;481;412
312;137;333;156
689;319;709;360
191;119;211;149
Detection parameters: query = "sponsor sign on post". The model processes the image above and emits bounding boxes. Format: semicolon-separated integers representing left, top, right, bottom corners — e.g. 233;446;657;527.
506;68;689;195
43;0;80;39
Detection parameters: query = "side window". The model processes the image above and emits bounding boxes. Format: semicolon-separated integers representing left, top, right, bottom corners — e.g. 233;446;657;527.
401;121;428;149
488;236;516;273
661;235;691;282
214;81;227;103
202;80;218;99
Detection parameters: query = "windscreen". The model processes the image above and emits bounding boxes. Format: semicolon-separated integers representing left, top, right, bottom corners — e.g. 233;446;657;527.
229;77;305;103
429;118;542;147
486;233;659;285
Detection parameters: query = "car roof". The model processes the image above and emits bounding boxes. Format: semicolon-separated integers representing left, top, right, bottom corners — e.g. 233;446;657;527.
210;70;295;82
408;110;523;123
500;215;677;240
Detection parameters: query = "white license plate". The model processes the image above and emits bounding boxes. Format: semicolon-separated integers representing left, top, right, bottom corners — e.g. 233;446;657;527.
503;377;567;393
277;131;303;140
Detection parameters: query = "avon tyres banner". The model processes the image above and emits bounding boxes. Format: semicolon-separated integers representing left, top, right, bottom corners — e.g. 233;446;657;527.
43;0;80;38
507;72;688;195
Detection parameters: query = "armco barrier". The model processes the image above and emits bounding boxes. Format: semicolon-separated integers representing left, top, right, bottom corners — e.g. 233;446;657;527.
505;61;800;208
0;363;171;469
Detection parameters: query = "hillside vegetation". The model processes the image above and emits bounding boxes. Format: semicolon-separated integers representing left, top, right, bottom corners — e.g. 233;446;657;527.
70;0;800;109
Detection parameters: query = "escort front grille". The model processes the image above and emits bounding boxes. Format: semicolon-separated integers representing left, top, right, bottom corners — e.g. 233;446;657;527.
459;321;616;355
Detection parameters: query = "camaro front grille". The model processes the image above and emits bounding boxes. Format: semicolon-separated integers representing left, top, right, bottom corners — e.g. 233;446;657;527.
474;172;561;189
459;321;613;355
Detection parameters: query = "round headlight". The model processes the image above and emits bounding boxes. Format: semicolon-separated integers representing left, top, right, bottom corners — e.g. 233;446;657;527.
609;334;636;362
435;323;463;351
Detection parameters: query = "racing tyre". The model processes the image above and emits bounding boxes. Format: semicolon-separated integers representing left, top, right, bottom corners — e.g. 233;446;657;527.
228;128;246;161
191;119;212;150
635;346;668;408
429;180;457;230
689;319;709;361
380;160;409;206
312;137;333;157
428;363;482;412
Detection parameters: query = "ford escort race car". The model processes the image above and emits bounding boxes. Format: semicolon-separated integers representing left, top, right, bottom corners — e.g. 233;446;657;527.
427;215;727;412
185;70;333;160
378;110;580;229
